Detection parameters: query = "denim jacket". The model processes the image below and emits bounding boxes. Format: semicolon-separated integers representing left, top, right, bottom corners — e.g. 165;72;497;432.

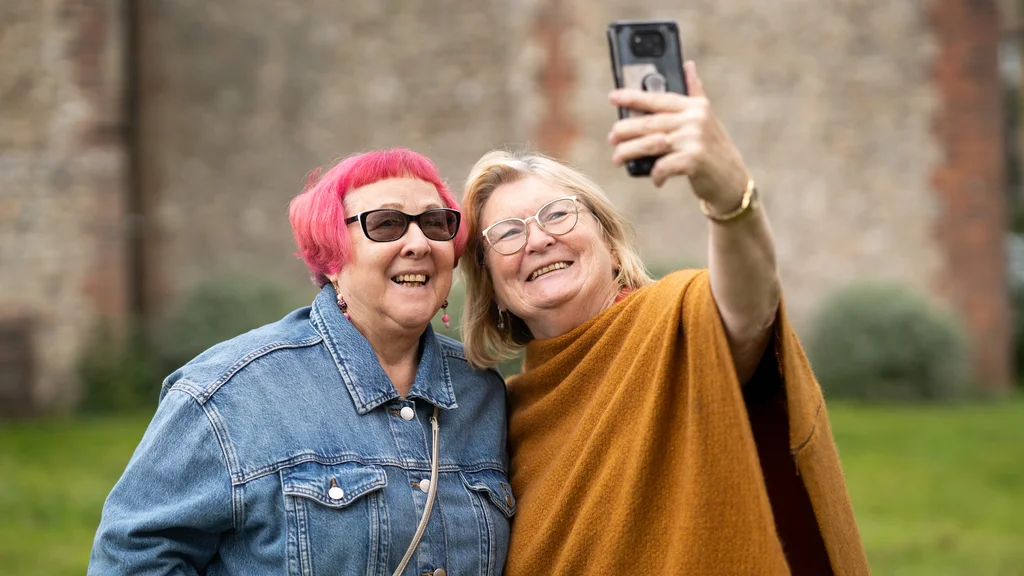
89;284;513;575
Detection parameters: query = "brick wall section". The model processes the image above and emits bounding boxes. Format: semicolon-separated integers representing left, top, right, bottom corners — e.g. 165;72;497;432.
135;0;530;318
932;0;1012;391
67;0;130;326
0;0;128;411
1;0;1013;406
542;1;1009;388
532;0;578;160
137;0;1004;383
554;1;946;329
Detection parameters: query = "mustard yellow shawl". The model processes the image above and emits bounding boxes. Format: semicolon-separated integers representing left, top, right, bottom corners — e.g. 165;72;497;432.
504;270;870;575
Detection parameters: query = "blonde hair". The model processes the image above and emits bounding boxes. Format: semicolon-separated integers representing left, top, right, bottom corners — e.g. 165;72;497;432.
460;149;653;369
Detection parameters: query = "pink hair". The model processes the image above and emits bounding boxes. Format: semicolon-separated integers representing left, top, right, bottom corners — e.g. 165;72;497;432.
289;148;469;286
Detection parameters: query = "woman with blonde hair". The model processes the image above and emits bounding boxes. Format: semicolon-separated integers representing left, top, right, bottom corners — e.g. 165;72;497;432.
459;61;869;575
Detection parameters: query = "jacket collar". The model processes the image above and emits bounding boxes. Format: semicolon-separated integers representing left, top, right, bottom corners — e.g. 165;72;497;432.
309;283;457;414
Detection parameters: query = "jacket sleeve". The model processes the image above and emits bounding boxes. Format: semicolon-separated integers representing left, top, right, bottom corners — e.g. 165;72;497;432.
88;387;235;574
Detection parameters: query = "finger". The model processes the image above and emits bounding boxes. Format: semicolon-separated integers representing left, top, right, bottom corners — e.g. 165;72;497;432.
609;88;687;114
610;110;706;147
611;133;671;166
608;113;686;144
650;150;697;188
684;60;706;98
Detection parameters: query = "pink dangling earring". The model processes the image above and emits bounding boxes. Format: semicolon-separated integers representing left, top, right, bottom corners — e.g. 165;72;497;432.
441;299;451;329
336;292;350;320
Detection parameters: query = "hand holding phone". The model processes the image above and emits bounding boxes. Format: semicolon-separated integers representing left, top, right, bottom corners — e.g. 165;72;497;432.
607;20;687;177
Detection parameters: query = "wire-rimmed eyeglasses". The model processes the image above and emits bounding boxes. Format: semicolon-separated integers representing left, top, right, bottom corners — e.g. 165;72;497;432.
481;196;581;255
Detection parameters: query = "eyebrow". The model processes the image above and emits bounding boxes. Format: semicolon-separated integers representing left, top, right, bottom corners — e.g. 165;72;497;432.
376;202;443;211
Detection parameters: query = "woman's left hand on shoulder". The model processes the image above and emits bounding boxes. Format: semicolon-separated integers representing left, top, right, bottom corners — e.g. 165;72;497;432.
607;60;749;212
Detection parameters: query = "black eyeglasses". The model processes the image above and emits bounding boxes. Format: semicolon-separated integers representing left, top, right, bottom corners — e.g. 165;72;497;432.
345;208;461;243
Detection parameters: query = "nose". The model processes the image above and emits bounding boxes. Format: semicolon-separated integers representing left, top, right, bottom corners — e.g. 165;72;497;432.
523;218;555;254
402;222;432;258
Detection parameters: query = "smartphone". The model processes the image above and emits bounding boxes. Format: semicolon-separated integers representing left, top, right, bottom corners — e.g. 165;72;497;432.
607;20;688;177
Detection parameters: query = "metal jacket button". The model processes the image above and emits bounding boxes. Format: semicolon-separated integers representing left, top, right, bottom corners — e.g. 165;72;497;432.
400;406;415;420
328;478;344;500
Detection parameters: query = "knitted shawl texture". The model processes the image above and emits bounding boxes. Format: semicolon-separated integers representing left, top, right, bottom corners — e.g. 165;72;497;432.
503;270;870;575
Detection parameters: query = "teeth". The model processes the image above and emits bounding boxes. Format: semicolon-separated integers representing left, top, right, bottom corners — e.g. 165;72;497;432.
529;261;570;281
393;274;427;284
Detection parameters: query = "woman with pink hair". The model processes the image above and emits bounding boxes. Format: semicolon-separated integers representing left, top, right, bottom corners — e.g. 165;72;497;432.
90;148;513;576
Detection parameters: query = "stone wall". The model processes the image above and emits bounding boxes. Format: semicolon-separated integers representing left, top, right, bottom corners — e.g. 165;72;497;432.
531;0;1009;388
0;0;128;411
138;0;948;317
135;0;533;316
561;0;945;324
137;0;1011;388
0;0;1013;408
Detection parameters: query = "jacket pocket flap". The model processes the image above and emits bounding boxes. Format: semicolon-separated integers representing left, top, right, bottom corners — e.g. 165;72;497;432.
460;469;516;518
281;461;387;509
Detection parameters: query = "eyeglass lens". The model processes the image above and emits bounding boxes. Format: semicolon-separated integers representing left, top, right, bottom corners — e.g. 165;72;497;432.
364;209;459;242
485;198;578;254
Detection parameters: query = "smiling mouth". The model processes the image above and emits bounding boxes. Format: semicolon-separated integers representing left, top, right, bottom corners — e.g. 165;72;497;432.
392;273;429;287
528;261;572;281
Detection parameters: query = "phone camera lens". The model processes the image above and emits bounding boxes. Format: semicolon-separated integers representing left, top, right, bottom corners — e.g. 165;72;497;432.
629;30;666;58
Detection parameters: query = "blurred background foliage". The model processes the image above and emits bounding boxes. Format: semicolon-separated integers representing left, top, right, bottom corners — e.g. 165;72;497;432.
808;283;972;403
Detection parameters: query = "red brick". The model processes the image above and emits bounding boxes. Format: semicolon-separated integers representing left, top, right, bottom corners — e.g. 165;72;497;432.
931;0;1013;392
531;0;578;160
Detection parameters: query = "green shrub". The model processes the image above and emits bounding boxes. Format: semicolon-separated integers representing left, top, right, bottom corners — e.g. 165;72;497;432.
807;283;971;402
1007;234;1024;383
1012;285;1024;384
156;276;309;374
646;262;703;280
76;277;308;414
77;320;161;414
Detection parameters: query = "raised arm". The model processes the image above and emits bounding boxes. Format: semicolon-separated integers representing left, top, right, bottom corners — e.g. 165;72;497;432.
608;61;780;383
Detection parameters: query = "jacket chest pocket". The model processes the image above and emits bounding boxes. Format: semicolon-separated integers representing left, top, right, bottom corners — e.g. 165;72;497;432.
281;461;389;576
460;469;516;576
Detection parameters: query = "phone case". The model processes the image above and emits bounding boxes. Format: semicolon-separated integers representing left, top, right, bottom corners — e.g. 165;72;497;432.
607;20;687;177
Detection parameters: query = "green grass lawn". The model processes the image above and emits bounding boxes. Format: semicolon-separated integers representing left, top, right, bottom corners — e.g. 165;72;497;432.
828;398;1024;576
1;400;1022;575
0;414;152;575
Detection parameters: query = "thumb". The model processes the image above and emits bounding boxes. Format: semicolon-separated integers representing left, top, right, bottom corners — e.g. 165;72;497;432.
684;60;706;98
